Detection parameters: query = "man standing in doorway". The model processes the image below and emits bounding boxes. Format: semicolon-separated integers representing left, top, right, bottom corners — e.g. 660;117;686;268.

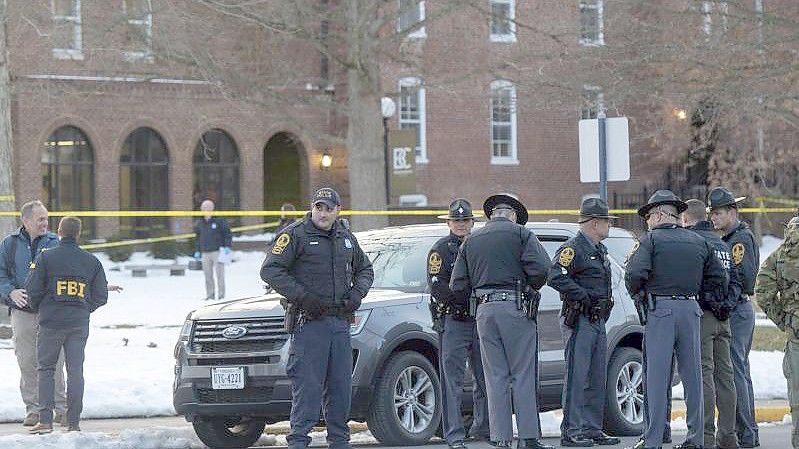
194;199;232;301
708;187;760;448
0;200;66;426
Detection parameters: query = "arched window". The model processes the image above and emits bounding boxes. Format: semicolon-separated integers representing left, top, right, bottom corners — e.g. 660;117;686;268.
193;129;240;224
119;127;169;237
42;125;95;237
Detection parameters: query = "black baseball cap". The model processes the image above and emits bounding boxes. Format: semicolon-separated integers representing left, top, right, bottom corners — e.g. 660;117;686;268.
312;187;341;208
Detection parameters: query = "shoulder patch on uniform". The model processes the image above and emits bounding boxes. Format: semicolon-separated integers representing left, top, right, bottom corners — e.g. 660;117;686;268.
271;233;291;255
732;242;745;265
428;251;442;275
559;247;575;266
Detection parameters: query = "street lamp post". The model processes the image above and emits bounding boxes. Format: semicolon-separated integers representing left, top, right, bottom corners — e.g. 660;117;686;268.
381;97;396;205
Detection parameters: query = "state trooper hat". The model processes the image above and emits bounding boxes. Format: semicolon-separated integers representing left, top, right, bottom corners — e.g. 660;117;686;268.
438;198;476;220
577;197;618;223
311;187;341;208
483;193;528;225
707;187;746;212
637;189;688;217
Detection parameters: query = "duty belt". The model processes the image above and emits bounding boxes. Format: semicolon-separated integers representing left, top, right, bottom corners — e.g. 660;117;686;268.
652;294;698;301
477;290;518;305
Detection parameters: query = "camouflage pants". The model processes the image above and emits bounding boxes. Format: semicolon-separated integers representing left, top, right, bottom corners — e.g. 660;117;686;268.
785;339;799;449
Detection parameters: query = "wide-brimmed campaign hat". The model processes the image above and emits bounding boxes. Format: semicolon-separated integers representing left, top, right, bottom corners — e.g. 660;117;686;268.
483;193;528;225
438;198;476;220
707;187;746;212
577;197;619;223
637;190;688;217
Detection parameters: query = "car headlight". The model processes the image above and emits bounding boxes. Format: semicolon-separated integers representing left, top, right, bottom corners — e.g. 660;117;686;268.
350;309;371;336
178;318;193;342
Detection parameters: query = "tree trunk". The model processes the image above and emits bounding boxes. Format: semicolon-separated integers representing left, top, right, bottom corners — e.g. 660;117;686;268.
344;0;388;231
0;0;16;237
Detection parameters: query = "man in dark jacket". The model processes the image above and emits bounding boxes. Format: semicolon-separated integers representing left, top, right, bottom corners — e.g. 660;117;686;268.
0;200;66;426
194;199;232;300
25;216;108;434
683;198;740;449
261;187;374;449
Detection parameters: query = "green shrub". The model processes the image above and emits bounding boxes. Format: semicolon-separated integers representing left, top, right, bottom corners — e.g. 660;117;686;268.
150;239;193;260
104;234;134;262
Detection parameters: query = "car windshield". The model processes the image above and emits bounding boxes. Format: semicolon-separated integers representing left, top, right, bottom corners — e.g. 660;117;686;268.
361;236;440;293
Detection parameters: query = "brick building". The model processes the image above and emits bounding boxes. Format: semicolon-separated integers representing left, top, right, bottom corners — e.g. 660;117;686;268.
5;1;795;237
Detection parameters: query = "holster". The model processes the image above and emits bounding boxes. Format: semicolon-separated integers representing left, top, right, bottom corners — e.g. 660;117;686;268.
280;298;299;334
633;292;648;325
429;299;445;333
468;295;478;317
562;300;581;328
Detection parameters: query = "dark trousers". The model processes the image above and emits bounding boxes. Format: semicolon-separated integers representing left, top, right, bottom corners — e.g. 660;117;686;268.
37;324;89;426
730;300;759;446
286;317;352;449
560;315;607;439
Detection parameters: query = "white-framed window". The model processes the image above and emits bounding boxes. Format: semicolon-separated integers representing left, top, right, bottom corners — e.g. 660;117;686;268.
490;80;518;165
398;0;426;39
702;1;728;37
579;0;604;46
398;77;428;163
123;0;154;62
580;85;604;119
52;0;83;60
490;0;516;43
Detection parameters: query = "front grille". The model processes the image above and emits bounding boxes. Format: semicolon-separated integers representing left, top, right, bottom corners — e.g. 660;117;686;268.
192;356;279;366
190;318;288;354
196;386;275;404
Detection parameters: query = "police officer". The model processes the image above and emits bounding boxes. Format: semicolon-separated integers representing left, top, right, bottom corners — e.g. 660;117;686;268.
450;194;553;449
25;216;109;434
427;199;489;449
755;216;799;449
625;190;727;449
708;186;760;448
683;199;740;449
548;198;621;447
261;187;374;449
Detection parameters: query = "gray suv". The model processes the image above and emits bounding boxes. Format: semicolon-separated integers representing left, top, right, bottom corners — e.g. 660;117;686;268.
173;222;645;449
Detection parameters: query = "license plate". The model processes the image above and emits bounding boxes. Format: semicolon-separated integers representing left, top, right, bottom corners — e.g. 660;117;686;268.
211;367;245;390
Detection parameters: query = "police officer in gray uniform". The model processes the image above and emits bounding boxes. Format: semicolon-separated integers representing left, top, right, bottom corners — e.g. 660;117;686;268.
25;216;109;434
427;199;489;449
261;188;374;449
450;194;554;449
708;187;760;448
625;190;727;449
548;198;621;447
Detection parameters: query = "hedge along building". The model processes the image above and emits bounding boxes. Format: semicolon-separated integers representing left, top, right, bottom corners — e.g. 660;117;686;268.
5;1;799;239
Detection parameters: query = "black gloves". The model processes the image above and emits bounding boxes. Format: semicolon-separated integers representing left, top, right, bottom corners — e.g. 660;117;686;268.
298;292;327;319
343;292;362;313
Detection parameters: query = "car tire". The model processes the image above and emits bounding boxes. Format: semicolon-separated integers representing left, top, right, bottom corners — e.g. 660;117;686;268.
604;346;645;436
192;416;266;449
368;350;442;446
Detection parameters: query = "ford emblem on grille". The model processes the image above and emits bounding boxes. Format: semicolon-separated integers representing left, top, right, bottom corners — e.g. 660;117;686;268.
221;325;248;339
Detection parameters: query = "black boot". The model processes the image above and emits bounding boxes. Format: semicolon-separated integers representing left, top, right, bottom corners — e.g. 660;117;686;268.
590;433;621;446
516;438;555;449
560;435;594;447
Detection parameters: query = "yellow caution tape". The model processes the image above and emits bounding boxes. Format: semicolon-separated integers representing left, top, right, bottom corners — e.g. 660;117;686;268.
755;196;799;206
0;195;14;202
81;221;281;250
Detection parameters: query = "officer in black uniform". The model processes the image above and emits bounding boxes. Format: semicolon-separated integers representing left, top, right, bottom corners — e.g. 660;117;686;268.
427;199;489;449
548;198;621;447
625;190;727;449
25;216;109;434
261;187;374;449
450;194;554;449
708;187;760;448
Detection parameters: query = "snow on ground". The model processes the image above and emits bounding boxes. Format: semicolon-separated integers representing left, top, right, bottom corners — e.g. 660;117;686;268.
672;350;787;400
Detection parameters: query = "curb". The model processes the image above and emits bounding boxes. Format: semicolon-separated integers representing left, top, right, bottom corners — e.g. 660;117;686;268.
671;407;790;423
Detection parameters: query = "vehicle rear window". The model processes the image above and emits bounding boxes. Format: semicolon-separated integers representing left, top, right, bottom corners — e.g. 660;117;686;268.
361;236;440;293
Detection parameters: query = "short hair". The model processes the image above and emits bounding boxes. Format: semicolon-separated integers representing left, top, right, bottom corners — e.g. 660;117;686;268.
492;206;515;220
58;216;82;240
683;199;707;223
659;204;678;216
20;200;45;220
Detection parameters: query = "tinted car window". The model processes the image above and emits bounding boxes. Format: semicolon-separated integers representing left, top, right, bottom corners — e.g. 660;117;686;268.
361;236;439;293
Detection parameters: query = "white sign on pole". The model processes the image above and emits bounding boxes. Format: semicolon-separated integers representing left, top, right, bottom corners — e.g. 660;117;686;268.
578;117;630;183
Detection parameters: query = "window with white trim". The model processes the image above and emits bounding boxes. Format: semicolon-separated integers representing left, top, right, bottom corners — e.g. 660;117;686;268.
581;85;604;119
579;0;604;46
123;0;154;62
52;0;82;60
702;1;728;37
399;77;427;163
490;0;516;42
490;80;518;164
398;0;426;39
